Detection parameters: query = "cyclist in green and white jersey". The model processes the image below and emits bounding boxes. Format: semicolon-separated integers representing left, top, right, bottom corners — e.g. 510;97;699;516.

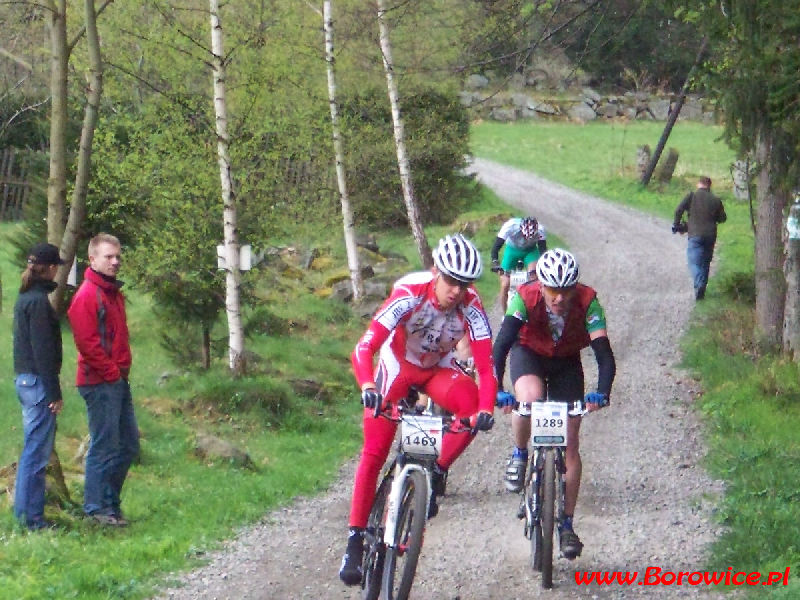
490;216;547;312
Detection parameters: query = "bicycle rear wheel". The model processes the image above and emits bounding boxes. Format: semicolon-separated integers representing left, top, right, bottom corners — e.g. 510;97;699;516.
362;472;392;600
381;469;427;600
540;450;556;589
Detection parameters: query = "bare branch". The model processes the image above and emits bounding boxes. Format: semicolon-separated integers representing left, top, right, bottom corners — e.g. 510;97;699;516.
0;47;33;71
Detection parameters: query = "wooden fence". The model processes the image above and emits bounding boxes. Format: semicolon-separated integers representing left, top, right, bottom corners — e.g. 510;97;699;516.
0;147;30;221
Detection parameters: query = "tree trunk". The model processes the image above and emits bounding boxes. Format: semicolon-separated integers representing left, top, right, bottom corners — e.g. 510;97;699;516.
641;36;708;186
202;325;211;370
210;0;245;375
323;0;363;302
783;200;800;360
754;127;787;351
46;0;68;246
376;0;432;268
52;0;104;314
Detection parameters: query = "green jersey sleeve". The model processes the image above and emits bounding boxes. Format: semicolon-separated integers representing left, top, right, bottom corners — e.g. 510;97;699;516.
585;297;607;333
506;291;528;321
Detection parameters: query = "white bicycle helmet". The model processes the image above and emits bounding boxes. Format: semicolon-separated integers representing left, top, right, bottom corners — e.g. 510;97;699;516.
536;248;579;288
433;234;483;282
520;217;538;239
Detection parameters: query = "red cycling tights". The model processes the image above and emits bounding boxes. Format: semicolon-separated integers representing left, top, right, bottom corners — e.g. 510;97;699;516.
348;366;479;528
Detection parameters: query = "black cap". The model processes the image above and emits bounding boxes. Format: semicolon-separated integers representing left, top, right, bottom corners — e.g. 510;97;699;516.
27;243;65;265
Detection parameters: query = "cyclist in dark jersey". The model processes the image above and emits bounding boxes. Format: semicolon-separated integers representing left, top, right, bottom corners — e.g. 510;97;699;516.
492;248;616;560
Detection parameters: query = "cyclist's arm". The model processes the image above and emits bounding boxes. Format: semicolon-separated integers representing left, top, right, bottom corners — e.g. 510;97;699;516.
351;320;391;390
469;336;498;413
490;236;505;263
491;314;524;390
589;330;615;396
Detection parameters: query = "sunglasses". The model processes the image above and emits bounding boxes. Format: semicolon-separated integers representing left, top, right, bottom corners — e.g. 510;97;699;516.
439;273;471;289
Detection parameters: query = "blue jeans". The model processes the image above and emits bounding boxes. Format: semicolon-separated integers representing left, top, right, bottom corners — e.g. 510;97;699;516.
79;380;140;516
14;374;57;528
687;236;716;296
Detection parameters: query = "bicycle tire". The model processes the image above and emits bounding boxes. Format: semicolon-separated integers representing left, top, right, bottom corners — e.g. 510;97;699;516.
381;469;427;600
540;450;556;589
530;506;543;572
362;473;392;600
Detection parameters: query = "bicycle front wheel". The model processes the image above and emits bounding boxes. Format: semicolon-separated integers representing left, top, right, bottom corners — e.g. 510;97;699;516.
362;472;392;600
381;469;427;600
540;449;556;589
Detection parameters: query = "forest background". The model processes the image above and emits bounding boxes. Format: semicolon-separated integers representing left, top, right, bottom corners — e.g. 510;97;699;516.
0;1;799;598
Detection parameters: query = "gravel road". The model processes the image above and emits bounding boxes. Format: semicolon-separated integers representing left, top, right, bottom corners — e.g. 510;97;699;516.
156;159;725;599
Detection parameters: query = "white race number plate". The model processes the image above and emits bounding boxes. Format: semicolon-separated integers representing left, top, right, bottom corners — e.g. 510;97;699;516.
400;414;443;456
510;270;529;289
530;402;568;446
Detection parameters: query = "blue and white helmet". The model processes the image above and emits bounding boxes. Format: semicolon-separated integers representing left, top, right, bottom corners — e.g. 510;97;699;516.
536;248;579;288
433;234;483;282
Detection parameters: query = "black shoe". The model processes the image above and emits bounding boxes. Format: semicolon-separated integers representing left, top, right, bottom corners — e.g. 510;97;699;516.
431;464;448;497
27;520;57;531
338;530;364;586
559;527;583;559
695;286;706;301
427;492;439;519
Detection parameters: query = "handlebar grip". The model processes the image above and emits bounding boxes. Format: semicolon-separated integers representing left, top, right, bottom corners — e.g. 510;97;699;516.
372;394;383;418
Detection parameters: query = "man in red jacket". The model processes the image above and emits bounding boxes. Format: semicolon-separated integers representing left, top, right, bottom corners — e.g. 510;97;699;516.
492;248;616;560
67;233;139;527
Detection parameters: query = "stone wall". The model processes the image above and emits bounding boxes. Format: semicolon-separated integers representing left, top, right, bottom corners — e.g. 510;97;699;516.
460;75;716;124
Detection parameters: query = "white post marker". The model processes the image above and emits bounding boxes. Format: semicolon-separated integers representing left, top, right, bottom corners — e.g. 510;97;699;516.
217;244;251;270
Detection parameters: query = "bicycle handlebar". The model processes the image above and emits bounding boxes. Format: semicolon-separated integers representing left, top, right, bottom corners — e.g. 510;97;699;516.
373;400;473;431
510;397;592;417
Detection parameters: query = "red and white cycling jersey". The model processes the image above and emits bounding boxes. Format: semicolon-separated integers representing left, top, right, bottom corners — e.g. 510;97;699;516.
352;271;496;413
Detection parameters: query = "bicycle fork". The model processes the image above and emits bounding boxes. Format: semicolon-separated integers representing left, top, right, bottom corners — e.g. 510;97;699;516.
383;462;430;552
523;449;568;540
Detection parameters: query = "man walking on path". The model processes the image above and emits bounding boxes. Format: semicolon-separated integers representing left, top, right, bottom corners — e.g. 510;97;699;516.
68;233;139;527
673;176;727;300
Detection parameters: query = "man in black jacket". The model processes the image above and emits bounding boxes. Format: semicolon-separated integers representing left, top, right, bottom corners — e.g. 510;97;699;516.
673;176;727;300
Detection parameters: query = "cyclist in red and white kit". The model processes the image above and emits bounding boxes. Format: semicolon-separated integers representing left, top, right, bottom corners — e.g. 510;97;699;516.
339;234;498;586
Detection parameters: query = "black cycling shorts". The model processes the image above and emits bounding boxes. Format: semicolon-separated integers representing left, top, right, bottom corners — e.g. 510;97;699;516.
509;343;584;401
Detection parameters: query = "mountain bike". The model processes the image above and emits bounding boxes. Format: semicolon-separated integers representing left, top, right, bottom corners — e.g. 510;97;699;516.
518;398;592;589
361;397;473;600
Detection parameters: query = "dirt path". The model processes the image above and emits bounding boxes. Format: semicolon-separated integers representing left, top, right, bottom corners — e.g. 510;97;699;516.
157;159;724;599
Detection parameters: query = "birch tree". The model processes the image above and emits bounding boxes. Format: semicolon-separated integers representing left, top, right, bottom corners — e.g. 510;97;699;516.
376;0;432;268
210;0;245;374
322;0;363;301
